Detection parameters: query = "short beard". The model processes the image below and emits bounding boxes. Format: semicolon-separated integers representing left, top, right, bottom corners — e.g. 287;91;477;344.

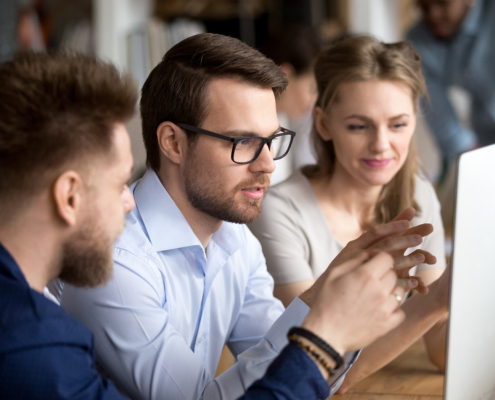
184;155;270;225
58;217;115;288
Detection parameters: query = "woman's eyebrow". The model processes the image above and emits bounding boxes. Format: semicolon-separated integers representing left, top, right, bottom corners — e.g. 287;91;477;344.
389;113;410;120
343;114;410;121
344;114;372;122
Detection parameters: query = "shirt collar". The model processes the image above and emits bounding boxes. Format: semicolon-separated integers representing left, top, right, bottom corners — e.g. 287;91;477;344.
0;242;29;286
461;0;483;37
132;169;242;256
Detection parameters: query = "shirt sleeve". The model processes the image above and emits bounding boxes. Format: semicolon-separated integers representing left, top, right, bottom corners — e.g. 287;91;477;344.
0;345;126;400
248;192;316;285
237;343;329;400
415;179;447;273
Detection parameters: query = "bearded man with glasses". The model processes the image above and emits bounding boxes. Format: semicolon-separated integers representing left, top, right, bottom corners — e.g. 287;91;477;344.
58;33;432;400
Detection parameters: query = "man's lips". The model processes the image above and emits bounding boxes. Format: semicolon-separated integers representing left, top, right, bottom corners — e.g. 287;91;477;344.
241;186;266;200
361;159;391;168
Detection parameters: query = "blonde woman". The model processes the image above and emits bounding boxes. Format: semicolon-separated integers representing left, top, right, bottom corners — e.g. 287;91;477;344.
249;36;447;391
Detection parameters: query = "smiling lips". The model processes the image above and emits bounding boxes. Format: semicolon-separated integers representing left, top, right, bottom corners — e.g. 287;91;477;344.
241;186;266;200
362;158;391;168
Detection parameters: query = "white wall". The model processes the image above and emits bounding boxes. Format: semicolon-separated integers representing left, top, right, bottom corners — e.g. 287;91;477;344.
349;0;400;42
93;0;152;179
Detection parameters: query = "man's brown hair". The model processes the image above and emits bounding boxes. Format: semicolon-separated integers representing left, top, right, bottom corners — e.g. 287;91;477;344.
140;33;288;172
0;51;137;212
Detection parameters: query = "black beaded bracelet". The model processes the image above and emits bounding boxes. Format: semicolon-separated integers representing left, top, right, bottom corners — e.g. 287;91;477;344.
287;327;344;369
288;335;337;378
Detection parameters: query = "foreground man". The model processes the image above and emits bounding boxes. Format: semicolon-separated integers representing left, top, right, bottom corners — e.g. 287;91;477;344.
60;33;436;400
0;52;137;398
0;51;408;400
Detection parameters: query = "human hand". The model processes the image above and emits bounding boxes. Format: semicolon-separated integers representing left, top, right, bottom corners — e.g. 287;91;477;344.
389;208;437;294
300;208;436;308
301;250;405;355
336;208;436;294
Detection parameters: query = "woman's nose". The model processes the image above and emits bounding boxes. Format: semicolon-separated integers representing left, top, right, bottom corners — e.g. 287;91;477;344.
370;126;391;153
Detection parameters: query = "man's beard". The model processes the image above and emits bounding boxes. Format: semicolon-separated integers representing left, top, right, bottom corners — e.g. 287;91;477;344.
58;214;122;288
184;156;270;224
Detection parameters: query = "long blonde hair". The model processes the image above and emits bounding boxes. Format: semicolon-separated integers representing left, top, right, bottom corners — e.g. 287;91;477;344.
304;36;428;224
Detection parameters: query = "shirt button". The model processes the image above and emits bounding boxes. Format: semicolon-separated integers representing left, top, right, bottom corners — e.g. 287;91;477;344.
198;335;204;344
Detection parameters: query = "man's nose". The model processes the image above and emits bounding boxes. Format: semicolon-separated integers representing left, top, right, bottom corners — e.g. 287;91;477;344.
249;143;276;174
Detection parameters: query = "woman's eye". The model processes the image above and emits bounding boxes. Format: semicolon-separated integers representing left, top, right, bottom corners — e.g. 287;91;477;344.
392;123;407;130
348;124;366;131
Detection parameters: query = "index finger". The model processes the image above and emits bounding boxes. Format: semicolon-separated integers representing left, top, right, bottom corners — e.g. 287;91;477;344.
329;251;371;280
358;251;395;280
349;220;410;250
399;223;434;238
391;207;416;223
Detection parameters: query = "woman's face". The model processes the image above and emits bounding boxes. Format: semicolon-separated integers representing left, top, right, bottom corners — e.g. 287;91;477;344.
315;80;416;188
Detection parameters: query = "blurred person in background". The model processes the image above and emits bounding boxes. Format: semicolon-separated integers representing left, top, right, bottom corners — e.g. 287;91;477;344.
249;36;450;392
408;0;495;163
260;25;320;184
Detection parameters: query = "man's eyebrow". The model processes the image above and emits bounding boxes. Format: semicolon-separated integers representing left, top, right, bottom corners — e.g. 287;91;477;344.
221;126;281;138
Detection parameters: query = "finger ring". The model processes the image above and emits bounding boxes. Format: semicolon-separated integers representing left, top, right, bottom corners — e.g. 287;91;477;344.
395;294;402;303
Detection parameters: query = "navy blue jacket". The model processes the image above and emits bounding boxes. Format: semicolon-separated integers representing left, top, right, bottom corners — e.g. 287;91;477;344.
0;243;328;399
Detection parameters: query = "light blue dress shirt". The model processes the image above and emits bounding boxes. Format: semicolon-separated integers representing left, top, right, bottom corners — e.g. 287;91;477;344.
407;0;495;157
60;169;357;400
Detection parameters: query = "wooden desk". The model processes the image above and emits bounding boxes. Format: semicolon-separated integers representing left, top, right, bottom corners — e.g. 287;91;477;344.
338;339;444;400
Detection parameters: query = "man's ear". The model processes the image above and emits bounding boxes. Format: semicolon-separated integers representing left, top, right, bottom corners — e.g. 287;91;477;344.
280;63;296;81
314;106;332;142
53;171;84;226
156;122;188;165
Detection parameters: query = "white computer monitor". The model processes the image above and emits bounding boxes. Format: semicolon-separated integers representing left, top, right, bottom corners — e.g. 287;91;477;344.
444;144;495;400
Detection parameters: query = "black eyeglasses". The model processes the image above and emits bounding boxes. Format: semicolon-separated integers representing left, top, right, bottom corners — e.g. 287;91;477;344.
176;123;296;164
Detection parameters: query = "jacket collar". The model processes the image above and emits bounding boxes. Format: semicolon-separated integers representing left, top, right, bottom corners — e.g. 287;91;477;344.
0;243;29;286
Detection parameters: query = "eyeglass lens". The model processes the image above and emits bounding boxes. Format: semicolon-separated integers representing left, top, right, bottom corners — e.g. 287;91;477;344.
233;133;292;163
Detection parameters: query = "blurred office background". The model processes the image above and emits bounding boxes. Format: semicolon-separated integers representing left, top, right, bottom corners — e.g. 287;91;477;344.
3;0;472;256
1;0;450;182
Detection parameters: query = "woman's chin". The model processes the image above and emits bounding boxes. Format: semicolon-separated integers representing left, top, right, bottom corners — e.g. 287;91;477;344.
359;172;395;188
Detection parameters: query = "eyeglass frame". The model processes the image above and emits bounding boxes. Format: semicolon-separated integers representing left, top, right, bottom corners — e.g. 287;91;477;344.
176;123;296;165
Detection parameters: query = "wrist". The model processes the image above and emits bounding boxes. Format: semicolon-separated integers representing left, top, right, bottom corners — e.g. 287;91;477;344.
299;286;315;308
288;321;346;360
296;321;346;359
426;282;449;316
297;341;336;382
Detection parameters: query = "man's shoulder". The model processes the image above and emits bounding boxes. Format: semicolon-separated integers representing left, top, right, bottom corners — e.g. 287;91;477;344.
114;207;159;264
0;281;92;356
